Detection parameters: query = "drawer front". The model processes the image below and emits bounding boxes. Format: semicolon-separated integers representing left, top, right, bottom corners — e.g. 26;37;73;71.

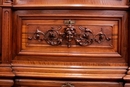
15;79;123;87
0;3;2;61
13;10;128;64
23;18;115;55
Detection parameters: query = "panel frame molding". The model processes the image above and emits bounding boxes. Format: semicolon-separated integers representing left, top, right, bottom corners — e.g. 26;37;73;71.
12;10;128;63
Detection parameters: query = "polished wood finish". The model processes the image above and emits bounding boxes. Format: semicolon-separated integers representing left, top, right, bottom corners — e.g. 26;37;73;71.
13;10;128;62
15;79;123;87
0;0;130;87
124;2;130;86
124;67;130;87
13;0;129;10
12;66;126;81
2;8;12;63
0;1;14;87
0;0;2;62
0;64;14;87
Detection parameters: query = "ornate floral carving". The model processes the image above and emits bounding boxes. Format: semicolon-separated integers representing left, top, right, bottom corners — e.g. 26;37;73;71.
28;20;111;47
76;26;94;46
63;24;76;47
95;28;111;43
44;27;62;46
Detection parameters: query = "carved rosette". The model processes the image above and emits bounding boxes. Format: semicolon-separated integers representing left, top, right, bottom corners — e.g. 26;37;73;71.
95;28;111;43
28;20;111;47
76;26;94;46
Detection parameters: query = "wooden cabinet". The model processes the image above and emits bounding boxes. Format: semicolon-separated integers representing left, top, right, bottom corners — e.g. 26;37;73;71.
0;0;130;87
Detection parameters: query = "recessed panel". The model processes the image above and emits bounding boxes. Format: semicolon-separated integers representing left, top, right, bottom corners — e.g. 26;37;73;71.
20;18;119;57
13;10;127;62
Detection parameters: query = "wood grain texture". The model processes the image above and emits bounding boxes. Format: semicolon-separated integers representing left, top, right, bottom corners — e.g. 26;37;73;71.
12;10;128;64
0;0;2;62
0;79;13;87
12;0;129;10
0;0;130;87
0;64;14;78
13;0;128;9
15;79;123;87
12;60;128;68
123;1;130;86
123;68;130;82
0;64;14;87
13;0;128;5
12;66;126;81
2;8;12;63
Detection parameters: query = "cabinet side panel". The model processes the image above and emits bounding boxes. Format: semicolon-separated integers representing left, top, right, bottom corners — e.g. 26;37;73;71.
0;0;2;62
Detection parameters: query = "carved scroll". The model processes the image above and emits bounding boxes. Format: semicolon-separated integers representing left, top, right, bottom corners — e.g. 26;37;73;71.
28;20;111;48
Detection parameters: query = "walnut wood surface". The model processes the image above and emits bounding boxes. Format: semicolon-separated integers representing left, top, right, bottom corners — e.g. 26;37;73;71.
14;0;128;5
124;67;130;87
2;8;12;64
15;79;123;87
0;0;130;87
0;0;2;62
12;66;126;81
12;10;128;63
0;64;14;87
12;0;129;10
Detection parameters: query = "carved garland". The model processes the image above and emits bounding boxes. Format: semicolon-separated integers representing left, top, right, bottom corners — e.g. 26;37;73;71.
28;20;111;47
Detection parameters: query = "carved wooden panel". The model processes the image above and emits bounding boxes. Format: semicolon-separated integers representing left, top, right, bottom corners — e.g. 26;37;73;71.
13;10;128;64
26;20;112;47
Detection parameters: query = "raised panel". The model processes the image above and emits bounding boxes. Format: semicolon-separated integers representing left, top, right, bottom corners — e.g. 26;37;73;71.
24;20;114;50
12;10;128;64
